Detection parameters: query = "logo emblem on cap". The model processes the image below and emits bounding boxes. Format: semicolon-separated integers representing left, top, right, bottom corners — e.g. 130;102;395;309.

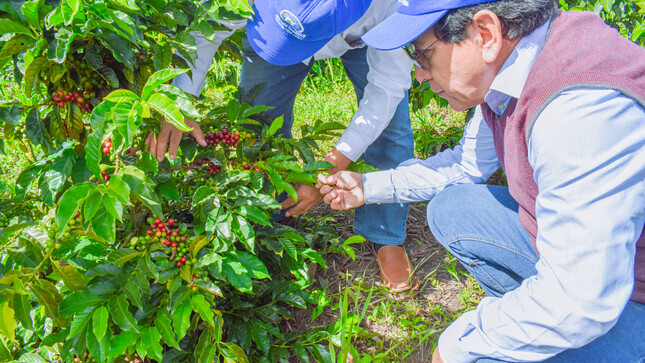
276;10;306;40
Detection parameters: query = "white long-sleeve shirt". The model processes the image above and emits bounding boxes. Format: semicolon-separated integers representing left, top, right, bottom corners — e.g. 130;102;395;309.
173;0;414;161
364;20;645;362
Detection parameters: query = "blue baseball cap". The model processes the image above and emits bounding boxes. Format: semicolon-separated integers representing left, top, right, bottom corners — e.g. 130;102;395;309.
362;0;498;50
247;0;373;66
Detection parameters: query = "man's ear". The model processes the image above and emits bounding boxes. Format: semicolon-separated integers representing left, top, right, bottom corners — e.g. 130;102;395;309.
472;9;503;63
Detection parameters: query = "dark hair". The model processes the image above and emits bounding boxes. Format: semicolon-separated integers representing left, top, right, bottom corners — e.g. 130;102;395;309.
434;0;559;43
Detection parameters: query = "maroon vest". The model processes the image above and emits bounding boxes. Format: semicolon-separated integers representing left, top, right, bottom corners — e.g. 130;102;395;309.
482;11;645;303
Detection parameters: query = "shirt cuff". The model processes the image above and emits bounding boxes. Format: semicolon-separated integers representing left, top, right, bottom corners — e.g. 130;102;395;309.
335;141;362;162
363;170;397;204
438;311;479;363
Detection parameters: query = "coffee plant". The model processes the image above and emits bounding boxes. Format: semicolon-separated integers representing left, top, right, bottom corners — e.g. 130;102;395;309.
0;0;349;362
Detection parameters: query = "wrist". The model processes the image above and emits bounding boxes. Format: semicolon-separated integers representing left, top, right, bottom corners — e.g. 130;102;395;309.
324;148;351;173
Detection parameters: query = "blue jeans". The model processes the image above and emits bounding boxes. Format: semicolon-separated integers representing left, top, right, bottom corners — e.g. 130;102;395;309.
239;39;413;245
427;184;645;362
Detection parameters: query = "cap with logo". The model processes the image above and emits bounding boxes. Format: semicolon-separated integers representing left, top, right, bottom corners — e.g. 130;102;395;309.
247;0;373;66
361;0;498;50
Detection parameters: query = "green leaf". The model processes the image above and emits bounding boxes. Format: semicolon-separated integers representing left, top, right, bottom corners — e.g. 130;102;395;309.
141;68;188;101
62;0;80;25
17;353;48;362
266;115;284;137
12;293;32;330
172;301;192;341
97;65;120;88
196;280;223;297
68;309;93;338
157;179;180;200
0;104;21;125
237;251;270;280
237;205;271;227
104;89;140;103
106;174;131;205
221;342;249;363
30;279;63;324
223;257;253;294
42;143;78;206
108;295;139;332
279;238;298;260
233;215;255;252
189;235;210;256
15;164;47;201
42;330;69;346
85;123;106;179
0;302;16;341
97;28;134;69
190;294;214;325
0;19;33;37
108;331;138;359
24;56;48;97
47;27;76;63
102;193;123;222
56;183;93;238
25;107;49;149
251;321;270;354
140;326;163;362
171;30;198;66
303;160;334;171
120;167;163;217
91;207;116;244
154;313;179;349
147;93;189;131
123;280;142;309
194;327;216;362
59;290;101;317
92;306;108;341
266;167;284;194
294;140;316;164
51;261;87;291
152;42;172;70
84;190;102;220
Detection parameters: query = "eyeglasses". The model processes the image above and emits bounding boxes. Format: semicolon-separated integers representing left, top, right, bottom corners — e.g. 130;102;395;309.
402;35;445;71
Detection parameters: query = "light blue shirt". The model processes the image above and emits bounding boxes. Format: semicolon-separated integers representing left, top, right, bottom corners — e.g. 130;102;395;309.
364;20;645;362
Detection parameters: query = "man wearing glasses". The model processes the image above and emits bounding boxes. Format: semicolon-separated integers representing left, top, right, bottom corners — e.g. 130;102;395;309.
146;0;420;292
319;0;645;361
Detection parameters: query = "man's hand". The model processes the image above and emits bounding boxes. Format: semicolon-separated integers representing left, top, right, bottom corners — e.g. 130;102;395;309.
317;171;365;210
145;118;207;162
280;183;324;217
280;148;352;216
432;347;444;363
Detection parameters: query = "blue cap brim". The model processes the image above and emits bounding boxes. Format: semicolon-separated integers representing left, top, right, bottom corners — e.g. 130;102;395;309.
247;3;330;66
362;10;448;50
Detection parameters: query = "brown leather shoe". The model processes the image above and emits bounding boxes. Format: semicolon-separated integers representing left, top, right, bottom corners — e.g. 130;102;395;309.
370;244;420;292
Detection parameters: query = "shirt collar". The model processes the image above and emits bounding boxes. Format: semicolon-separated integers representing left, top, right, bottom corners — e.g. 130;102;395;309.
484;19;551;116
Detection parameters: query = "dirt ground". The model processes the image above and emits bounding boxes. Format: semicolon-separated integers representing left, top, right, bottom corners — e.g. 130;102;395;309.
285;201;485;362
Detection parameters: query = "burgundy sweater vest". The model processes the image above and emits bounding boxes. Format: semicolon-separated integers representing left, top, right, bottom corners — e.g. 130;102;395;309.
482;11;645;303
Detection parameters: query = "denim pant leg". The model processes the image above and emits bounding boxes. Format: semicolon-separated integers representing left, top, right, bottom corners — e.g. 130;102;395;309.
341;47;414;246
427;184;538;297
238;38;313;220
429;185;645;363
239;38;312;137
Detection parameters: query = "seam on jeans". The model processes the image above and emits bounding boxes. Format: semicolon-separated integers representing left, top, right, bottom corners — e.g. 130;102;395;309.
446;234;539;262
457;255;507;294
634;356;645;363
